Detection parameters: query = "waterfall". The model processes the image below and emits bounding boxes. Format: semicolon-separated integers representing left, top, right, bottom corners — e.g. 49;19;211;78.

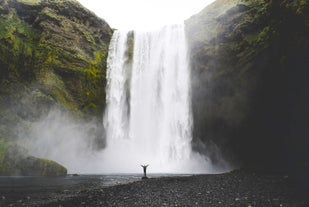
103;24;212;173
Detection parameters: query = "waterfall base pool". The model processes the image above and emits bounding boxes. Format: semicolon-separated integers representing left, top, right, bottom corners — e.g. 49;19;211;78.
0;173;191;189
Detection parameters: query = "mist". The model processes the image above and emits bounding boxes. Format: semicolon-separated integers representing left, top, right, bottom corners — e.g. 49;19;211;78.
16;108;228;174
18;109;105;174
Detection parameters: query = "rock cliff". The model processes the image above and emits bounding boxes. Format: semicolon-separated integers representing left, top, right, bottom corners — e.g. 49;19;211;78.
0;0;113;175
186;0;309;181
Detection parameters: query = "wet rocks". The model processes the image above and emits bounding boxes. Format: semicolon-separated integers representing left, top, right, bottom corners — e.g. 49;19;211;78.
39;170;308;207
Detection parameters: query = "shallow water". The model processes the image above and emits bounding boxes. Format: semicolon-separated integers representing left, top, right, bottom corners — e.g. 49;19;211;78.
0;174;191;189
0;174;191;206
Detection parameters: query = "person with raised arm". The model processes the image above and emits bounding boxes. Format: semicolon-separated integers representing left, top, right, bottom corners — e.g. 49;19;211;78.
141;164;149;179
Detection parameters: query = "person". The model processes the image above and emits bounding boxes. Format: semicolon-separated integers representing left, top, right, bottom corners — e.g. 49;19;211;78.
141;164;149;178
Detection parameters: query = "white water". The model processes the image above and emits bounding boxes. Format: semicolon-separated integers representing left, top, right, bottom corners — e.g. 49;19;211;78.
103;24;213;173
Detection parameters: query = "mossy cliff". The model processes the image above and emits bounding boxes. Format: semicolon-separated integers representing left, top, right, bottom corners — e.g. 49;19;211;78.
0;0;112;119
186;0;309;177
0;0;113;175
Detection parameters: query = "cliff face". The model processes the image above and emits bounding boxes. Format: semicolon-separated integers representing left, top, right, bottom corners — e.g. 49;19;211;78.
0;0;112;113
186;0;309;176
0;0;112;136
0;0;113;175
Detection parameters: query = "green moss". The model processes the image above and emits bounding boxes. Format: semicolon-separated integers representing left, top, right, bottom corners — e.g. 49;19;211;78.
35;157;67;176
0;15;38;79
0;140;11;171
0;140;23;173
227;3;275;65
228;27;272;65
34;42;108;116
285;0;308;14
51;87;78;110
83;102;98;114
16;0;42;6
78;50;107;114
0;16;38;41
84;51;106;79
41;7;62;21
0;140;67;176
81;30;95;45
36;42;85;72
256;26;271;43
0;0;112;121
240;0;265;7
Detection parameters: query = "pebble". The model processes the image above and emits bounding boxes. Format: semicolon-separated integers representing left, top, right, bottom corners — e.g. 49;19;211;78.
2;170;308;207
272;198;280;206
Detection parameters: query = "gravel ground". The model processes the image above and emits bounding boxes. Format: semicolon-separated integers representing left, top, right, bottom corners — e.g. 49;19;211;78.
1;170;308;207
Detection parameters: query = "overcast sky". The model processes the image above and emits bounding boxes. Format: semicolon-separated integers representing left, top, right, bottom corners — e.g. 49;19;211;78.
77;0;215;30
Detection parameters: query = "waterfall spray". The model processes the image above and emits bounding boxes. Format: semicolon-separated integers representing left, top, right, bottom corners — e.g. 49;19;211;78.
103;24;213;173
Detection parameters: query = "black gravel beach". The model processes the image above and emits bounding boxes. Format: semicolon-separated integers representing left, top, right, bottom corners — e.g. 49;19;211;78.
1;170;308;207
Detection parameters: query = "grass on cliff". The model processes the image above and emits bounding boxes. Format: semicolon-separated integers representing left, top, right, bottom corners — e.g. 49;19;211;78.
0;15;38;51
0;14;38;79
16;0;42;6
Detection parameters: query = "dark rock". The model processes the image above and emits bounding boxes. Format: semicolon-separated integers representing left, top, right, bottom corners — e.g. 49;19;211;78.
185;0;309;181
28;170;308;207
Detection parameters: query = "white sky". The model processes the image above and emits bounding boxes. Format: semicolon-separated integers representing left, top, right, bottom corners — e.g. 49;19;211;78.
77;0;215;31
